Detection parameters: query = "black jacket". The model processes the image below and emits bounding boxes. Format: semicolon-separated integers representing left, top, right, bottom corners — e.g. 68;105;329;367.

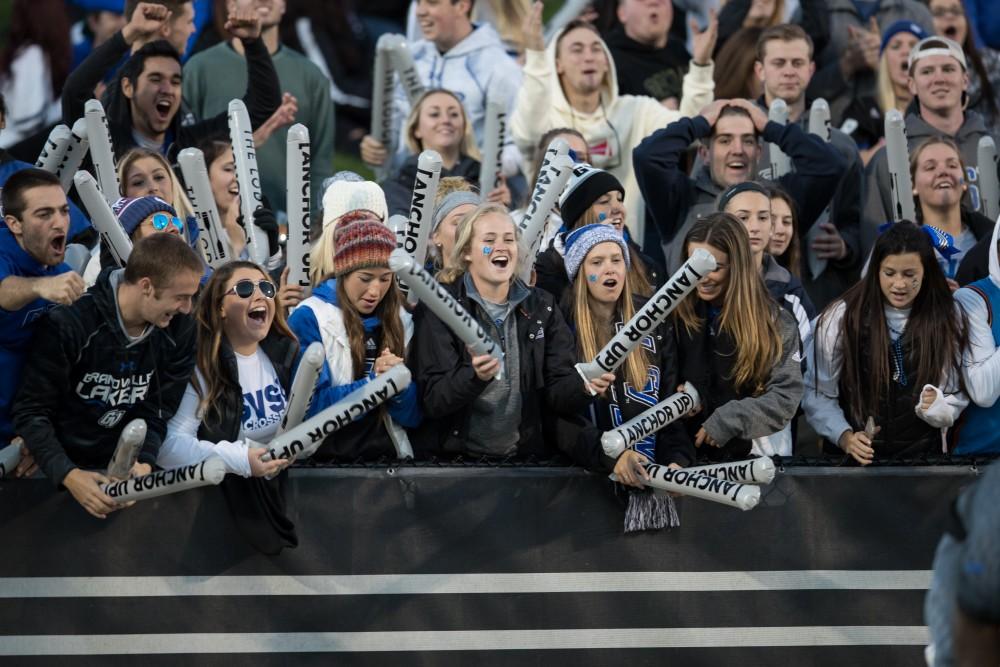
61;31;280;162
411;277;590;458
383;153;482;218
604;26;690;102
633;115;846;274
197;333;299;555
13;269;195;485
951;210;997;286
555;296;696;472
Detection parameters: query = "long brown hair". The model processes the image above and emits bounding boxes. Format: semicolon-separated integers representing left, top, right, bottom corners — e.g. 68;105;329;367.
767;184;801;279
193;261;297;423
820;222;967;425
675;213;782;394
568;255;650;391
337;269;407;378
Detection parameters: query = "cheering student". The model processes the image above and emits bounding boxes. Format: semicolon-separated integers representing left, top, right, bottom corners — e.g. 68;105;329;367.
364;88;511;214
674;213;803;460
717;181;814;346
310;176;388;285
118;148;196;236
0;169;84;473
412;203;606;458
160;261;294;477
863;36;996;251
555;223;694;480
767;184;802;280
61;2;280;161
12;234;201;518
803;223;969;464
534;164;661;303
908;136;995;283
288;212;421;462
634;97;844;274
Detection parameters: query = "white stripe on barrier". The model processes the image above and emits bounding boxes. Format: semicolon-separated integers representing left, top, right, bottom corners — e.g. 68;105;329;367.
0;570;932;598
0;626;930;655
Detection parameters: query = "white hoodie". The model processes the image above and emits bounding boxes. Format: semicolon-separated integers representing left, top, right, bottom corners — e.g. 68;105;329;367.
394;23;523;174
511;26;714;240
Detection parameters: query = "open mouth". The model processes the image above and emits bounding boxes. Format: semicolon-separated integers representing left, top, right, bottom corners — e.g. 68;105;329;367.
490;254;510;269
727;160;747;171
248;306;268;323
50;234;66;253
944;26;958;39
602;277;618;289
154;99;172;120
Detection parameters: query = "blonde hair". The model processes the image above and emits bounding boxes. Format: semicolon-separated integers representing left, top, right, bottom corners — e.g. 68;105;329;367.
675;213;782;394
877;50;904;114
570;262;649;391
436;176;477;202
117;147;194;220
482;0;532;54
309;226;336;285
438;203;517;284
404;89;481;160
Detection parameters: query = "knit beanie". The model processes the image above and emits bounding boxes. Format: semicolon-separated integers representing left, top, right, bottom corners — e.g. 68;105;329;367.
112;196;177;237
563;223;630;280
321;173;388;228
433;191;480;232
880;20;928;55
332;215;397;277
558;163;624;228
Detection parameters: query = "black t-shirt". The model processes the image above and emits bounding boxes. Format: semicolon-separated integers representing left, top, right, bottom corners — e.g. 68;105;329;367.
604;26;690;102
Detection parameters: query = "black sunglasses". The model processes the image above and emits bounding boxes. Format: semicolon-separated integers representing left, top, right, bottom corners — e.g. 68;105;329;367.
226;279;276;299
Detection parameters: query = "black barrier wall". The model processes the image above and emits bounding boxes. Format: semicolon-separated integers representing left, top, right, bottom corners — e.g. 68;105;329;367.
0;466;981;665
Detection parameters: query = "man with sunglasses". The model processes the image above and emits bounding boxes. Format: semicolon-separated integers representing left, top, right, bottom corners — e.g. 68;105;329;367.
12;234;202;519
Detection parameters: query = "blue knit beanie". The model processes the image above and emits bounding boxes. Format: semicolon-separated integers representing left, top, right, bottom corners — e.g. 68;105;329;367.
563;223;630;280
112;196;177;238
880;20;928;55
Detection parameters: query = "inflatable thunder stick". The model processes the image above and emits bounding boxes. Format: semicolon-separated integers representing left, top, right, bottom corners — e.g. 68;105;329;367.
106;419;147;480
479;95;506;200
286;123;312;292
389;249;504;377
767;99;791;178
803;98;832;280
371;34;398;182
0;442;22;478
227;99;270;265
84;99;120;205
278;342;324;435
885;110;917;223
576;248;717;384
404;150;442;266
517;153;575;282
684;457;777;485
35;124;71;173
642;464;762;511
102;457;227;503
75;171;133;267
978;136;999;222
386;35;425;105
58;119;90;193
601;383;700;457
178;148;233;268
263;364;412;463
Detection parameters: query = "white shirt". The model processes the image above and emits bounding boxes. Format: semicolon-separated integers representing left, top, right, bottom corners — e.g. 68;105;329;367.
160;350;287;477
956;280;1000;408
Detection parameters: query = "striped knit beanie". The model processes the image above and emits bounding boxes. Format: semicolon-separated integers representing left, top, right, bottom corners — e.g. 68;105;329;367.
112;196;177;237
563;223;630;280
332;213;396;277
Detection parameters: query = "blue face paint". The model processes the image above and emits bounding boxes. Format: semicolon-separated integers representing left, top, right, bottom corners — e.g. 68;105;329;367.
598;212;607;222
588;274;598;282
482;246;493;255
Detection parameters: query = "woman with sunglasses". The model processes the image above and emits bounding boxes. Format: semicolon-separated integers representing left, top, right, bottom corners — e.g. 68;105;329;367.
82;196;190;286
288;211;421;461
160;261;293;478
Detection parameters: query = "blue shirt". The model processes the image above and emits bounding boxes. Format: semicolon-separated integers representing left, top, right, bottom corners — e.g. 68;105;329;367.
0;228;71;441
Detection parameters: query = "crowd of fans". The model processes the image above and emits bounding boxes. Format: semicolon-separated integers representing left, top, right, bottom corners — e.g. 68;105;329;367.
0;0;999;514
